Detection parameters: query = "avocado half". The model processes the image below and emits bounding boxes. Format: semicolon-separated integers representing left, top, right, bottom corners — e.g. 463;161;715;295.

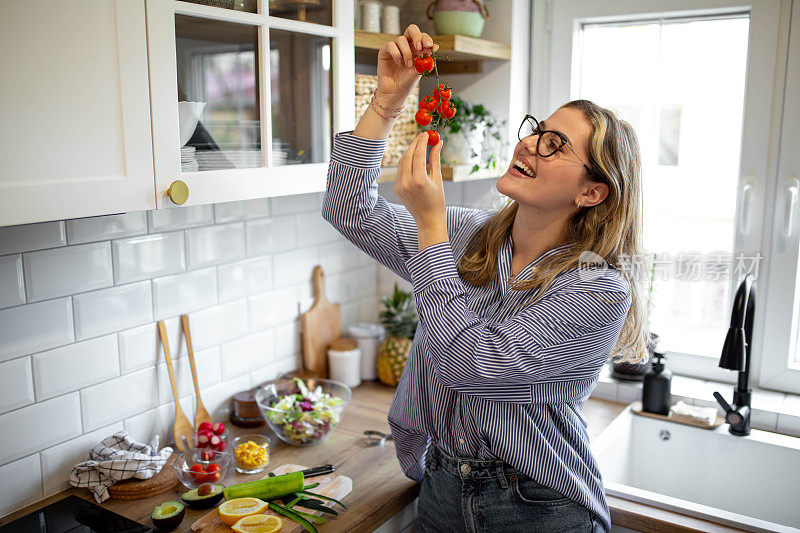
180;483;225;509
151;500;185;531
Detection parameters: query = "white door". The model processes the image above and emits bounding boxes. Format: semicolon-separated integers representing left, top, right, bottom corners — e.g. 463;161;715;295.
533;0;783;383
146;0;354;209
0;0;156;227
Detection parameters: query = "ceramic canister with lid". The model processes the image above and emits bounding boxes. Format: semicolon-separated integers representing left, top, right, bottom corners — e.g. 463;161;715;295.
361;1;382;33
347;323;385;381
328;337;362;389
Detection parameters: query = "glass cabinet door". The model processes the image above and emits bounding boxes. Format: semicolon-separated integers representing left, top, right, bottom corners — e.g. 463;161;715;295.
147;0;350;206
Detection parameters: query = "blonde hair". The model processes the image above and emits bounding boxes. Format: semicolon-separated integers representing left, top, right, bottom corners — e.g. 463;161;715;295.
458;99;650;364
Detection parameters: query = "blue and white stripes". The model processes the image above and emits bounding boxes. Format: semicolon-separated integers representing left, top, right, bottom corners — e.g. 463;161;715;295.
322;131;631;531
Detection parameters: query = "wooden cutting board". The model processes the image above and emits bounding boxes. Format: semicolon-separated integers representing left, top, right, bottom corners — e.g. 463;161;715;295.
300;265;342;378
190;464;353;532
107;452;180;500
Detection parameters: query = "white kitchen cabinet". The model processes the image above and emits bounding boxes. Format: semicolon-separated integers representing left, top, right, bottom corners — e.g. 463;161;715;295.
0;0;156;227
145;0;355;209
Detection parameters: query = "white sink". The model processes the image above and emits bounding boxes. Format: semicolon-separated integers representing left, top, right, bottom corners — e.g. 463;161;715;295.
592;405;800;532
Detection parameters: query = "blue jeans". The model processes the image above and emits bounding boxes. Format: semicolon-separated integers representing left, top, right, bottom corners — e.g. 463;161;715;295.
416;442;607;533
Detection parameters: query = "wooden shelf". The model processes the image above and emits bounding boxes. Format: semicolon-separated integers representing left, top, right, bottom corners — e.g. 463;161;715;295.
354;30;511;62
376;165;501;183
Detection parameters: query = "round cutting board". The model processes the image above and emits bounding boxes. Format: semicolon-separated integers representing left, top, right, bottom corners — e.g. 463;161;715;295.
108;453;181;500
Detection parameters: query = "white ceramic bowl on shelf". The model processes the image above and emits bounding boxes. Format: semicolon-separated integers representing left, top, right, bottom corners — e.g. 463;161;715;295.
178;101;206;147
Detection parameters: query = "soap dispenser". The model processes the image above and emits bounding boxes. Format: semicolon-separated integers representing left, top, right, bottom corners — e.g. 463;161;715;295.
642;351;672;415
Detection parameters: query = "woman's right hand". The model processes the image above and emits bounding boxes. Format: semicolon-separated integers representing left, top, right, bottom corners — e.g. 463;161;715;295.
376;24;439;109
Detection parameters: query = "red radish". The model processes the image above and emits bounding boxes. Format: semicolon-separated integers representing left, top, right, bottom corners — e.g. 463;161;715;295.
197;433;210;446
201;450;214;461
212;422;226;435
197;421;213;433
209;435;221;448
215;440;226;452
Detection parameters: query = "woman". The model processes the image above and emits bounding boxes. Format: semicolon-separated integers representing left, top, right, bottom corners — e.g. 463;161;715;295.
322;24;649;533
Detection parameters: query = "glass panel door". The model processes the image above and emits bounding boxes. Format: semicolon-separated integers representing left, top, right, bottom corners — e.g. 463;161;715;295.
175;14;262;171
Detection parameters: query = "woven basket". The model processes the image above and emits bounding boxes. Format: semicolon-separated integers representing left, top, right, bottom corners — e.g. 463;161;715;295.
355;74;419;167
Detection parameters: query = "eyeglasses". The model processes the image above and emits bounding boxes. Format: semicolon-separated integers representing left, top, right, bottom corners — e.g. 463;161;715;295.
517;114;594;176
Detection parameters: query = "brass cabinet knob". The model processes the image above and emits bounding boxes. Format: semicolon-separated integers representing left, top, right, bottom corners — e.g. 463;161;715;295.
167;180;189;205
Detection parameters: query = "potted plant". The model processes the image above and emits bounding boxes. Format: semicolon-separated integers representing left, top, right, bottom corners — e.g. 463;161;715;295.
426;0;489;38
376;284;418;387
436;96;505;173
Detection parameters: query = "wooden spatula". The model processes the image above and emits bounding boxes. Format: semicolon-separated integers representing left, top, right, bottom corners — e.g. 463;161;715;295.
300;265;342;378
181;314;212;428
158;320;194;452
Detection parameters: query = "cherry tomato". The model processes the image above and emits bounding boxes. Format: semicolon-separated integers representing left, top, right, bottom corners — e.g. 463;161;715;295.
441;100;457;119
421;55;434;73
419;96;437;112
189;463;206;482
415;109;433;127
433;84;452;101
413;55;427;74
204;463;221;483
427;130;440;146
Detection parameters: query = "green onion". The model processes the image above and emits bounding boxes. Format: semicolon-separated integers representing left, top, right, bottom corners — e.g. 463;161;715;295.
268;502;318;533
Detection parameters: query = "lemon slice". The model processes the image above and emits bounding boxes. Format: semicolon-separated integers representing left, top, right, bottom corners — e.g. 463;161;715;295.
218;498;269;526
231;514;283;533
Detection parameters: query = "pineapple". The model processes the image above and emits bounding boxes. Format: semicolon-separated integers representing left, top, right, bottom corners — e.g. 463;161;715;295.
376;283;418;386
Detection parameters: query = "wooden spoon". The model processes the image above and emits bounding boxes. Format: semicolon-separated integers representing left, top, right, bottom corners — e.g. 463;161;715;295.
157;320;194;452
180;314;212;428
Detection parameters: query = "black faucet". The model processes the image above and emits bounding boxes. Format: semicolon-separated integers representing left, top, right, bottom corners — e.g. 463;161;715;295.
713;274;755;436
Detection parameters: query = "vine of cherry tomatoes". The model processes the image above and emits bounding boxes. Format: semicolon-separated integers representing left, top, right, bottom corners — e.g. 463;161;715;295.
413;50;456;146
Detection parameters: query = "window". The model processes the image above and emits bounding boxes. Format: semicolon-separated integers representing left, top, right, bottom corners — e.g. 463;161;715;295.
539;0;787;389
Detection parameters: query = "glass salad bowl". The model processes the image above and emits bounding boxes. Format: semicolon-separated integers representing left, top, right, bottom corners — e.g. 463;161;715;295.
255;377;352;446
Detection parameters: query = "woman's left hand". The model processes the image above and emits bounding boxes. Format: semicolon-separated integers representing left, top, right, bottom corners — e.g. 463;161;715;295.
395;132;446;229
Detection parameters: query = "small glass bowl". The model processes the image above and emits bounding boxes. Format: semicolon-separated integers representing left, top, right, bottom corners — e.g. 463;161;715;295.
232;434;271;474
173;449;231;489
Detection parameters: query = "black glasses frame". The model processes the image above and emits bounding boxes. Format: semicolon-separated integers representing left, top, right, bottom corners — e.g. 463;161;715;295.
517;114;594;177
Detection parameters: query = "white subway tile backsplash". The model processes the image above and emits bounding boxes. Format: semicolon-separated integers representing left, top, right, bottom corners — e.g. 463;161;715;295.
0;357;34;414
0;393;82;465
0;298;74;363
0;254;25;309
113;232;185;284
73;281;152;340
272;247;318;287
152;268;217;320
157;347;221;404
273;321;299;360
80;367;158;432
0;221;66;255
66;212;147;245
218;257;272;303
22;242;114;302
186;300;249;350
202;375;251;416
186;222;246;269
0;454;42;516
215;199;270;223
0;190;383;503
118;318;183;374
246;216;297;256
319;241;362;275
296;212;344;247
23;242;113;302
270;192;319;215
148;205;214;232
40;422;124;497
328;267;376;303
124;397;191;449
32;334;119;401
221;331;274;380
249;287;299;331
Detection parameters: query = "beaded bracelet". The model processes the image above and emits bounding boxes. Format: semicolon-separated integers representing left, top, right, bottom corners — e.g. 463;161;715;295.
370;89;404;120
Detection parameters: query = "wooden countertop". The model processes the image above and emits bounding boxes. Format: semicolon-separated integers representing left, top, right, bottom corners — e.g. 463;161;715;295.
0;381;743;532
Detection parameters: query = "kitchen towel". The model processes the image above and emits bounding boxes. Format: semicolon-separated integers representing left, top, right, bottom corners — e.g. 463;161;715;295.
69;431;173;503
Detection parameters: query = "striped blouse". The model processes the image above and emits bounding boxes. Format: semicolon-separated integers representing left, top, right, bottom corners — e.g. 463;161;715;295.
321;132;631;530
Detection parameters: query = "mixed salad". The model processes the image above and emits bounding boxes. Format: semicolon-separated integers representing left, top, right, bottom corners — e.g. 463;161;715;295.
266;378;345;445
